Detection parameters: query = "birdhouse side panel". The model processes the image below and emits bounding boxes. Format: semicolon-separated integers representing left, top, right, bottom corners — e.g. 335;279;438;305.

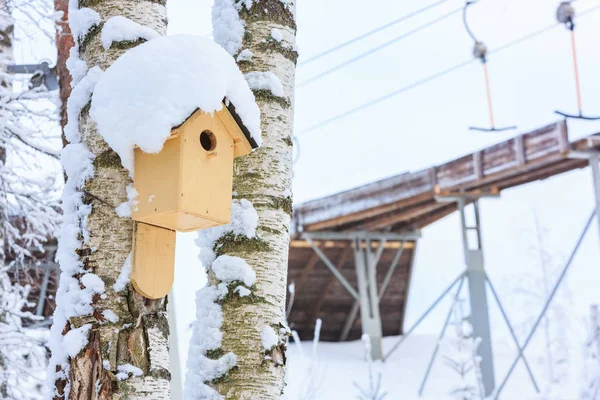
216;107;254;158
133;135;182;226
179;114;235;226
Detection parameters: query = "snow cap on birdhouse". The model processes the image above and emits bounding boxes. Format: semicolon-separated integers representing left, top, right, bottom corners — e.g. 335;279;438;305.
90;34;262;232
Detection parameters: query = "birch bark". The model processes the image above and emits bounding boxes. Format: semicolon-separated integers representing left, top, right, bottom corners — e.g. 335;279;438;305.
49;1;170;399
206;1;298;398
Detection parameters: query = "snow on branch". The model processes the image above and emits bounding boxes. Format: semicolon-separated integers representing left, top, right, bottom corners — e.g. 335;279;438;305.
90;35;261;174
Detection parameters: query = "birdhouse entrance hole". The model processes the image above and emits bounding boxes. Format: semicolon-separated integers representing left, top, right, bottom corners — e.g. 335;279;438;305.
200;130;217;151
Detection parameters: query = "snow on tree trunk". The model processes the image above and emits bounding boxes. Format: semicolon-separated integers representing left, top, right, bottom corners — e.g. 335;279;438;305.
200;1;297;398
46;2;170;399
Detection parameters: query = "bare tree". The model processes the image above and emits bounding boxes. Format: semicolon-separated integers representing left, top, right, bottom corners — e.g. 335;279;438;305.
443;298;484;400
580;305;600;400
353;334;387;400
509;210;572;387
0;0;62;398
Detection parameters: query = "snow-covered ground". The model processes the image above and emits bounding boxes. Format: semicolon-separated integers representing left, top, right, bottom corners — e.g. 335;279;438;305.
283;334;582;400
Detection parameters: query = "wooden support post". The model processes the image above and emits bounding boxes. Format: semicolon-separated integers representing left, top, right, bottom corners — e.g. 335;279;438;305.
308;247;351;330
514;135;526;166
130;222;176;299
294;251;321;296
557;119;569;154
473;151;484;179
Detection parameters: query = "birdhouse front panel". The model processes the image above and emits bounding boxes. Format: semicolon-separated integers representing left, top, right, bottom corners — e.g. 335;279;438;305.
179;111;235;230
132;108;241;232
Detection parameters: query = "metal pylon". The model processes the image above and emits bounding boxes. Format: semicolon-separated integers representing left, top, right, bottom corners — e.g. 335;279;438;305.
457;198;496;396
353;235;385;360
568;149;600;243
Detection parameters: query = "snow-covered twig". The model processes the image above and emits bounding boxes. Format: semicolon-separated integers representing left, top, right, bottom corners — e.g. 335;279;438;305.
353;334;387;400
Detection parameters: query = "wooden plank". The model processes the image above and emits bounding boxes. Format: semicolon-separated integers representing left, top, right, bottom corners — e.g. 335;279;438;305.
514;135;526;166
557;119;569;154
294;123;569;232
131;222;176;299
399;244;416;334
306;247;351;332
293;251;321;296
473;151;483;179
290;240;412;249
428;166;438;187
358;202;445;231
298;170;433;228
302;192;433;231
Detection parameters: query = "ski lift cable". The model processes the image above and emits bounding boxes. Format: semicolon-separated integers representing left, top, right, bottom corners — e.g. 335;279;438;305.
297;6;466;88
299;0;454;66
295;3;600;137
463;0;517;132
554;1;600;120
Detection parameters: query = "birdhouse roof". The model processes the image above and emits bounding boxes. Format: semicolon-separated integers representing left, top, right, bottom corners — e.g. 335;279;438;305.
223;100;260;149
90;35;262;175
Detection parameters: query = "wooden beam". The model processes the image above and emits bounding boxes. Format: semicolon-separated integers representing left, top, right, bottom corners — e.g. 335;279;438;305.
399;241;418;334
293;251;321;296
357;202;445;231
290;240;412;249
301;192;433;232
473;151;483;179
514;135;526;166
306;246;351;332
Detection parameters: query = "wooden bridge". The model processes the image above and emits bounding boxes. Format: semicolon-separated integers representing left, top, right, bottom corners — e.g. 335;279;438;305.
286;120;600;342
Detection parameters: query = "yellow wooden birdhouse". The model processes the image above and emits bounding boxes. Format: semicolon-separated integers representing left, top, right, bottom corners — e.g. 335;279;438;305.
130;102;259;299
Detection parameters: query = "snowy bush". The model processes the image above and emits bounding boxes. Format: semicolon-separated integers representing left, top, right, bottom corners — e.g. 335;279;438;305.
442;299;484;400
353;334;387;400
0;266;49;399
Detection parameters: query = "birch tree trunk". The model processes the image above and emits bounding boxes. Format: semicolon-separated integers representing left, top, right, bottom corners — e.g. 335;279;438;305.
204;1;297;398
48;2;170;399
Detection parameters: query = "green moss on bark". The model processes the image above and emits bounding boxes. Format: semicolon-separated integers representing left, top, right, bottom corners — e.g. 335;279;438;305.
252;89;291;108
205;348;226;360
257;41;298;64
239;0;296;31
213;233;270;256
94;150;123;169
251;195;293;216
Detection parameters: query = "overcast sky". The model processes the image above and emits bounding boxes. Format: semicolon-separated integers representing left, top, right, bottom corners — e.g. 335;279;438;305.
162;0;600;389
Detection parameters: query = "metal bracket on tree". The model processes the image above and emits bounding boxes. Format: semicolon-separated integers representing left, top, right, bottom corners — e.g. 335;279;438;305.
7;61;58;90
